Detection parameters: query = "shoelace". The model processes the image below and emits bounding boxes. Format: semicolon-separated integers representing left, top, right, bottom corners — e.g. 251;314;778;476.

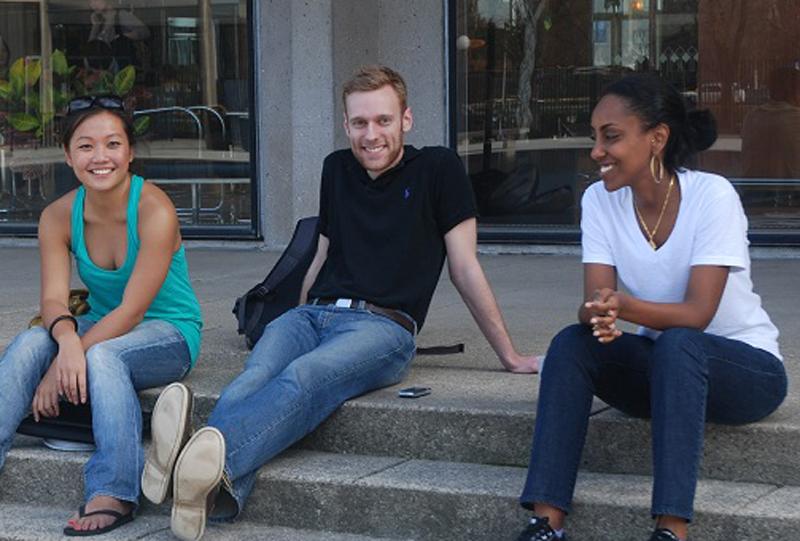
521;516;558;541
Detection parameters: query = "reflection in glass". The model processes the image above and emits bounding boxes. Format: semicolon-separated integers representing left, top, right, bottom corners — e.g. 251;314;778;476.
0;0;253;233
455;0;800;238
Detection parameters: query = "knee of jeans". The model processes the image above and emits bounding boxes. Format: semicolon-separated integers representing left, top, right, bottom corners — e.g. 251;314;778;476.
85;343;127;381
12;326;53;355
654;328;703;354
547;324;591;357
653;328;705;369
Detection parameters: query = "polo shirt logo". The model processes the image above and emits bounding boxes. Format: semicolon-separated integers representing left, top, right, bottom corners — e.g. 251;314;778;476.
404;187;411;200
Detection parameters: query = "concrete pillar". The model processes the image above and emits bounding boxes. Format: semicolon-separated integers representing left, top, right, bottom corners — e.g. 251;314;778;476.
256;0;335;247
256;0;446;247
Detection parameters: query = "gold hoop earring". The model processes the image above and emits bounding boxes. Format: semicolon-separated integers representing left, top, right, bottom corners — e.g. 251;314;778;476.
650;155;664;184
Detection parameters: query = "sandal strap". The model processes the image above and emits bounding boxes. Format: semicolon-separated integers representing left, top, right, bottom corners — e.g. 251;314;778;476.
80;508;124;520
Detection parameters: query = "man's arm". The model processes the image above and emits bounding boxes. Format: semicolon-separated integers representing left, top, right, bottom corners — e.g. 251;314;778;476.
299;235;329;305
444;218;538;373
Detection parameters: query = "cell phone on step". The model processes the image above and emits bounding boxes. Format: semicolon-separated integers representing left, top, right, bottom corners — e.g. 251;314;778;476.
398;386;431;398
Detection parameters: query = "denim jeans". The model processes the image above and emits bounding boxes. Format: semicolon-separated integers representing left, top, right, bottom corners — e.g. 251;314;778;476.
207;304;416;519
0;317;191;506
520;324;787;521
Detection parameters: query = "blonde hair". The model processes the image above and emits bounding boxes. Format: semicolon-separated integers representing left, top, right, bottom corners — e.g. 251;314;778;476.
342;65;408;112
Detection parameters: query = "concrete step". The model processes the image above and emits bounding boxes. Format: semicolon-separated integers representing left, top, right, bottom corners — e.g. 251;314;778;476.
138;365;800;487
2;445;798;540
0;503;403;541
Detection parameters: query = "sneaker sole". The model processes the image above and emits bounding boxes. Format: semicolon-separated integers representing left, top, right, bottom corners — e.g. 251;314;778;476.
171;427;225;541
142;382;193;505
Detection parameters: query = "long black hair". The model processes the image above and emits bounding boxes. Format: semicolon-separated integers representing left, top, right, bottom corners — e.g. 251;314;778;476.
600;73;717;174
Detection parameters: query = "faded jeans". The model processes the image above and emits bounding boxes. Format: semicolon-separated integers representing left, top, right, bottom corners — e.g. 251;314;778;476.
207;304;416;519
0;318;191;505
520;324;787;521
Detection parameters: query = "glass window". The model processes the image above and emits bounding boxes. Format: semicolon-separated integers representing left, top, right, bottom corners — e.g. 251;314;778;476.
0;0;254;236
454;0;800;242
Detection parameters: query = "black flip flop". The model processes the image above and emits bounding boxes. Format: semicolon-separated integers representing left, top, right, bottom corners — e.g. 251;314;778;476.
63;507;134;537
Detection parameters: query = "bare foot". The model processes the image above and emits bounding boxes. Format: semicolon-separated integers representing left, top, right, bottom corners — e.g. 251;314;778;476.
66;495;133;533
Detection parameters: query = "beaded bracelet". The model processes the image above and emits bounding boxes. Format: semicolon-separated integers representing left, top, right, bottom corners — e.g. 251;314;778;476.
48;314;78;342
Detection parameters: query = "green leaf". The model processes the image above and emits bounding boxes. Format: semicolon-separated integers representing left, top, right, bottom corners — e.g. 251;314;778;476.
99;71;113;93
9;57;25;94
8;112;40;132
41;111;55;127
133;115;150;136
53;89;70;111
52;50;70;77
24;92;41;112
24;59;42;87
0;80;10;100
544;16;553;31
9;57;25;82
114;65;136;96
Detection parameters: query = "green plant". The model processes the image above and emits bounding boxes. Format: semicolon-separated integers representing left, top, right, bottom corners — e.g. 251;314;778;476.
0;49;148;145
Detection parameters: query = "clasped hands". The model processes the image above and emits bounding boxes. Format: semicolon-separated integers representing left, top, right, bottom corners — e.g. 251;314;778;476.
585;288;624;344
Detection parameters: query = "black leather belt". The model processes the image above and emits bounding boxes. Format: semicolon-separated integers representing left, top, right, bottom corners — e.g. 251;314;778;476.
310;297;415;335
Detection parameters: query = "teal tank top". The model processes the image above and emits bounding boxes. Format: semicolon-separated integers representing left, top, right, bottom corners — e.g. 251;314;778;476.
71;175;203;365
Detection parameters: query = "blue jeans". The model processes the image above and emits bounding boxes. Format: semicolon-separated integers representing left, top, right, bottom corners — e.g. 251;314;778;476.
0;317;191;506
207;304;416;519
520;324;787;521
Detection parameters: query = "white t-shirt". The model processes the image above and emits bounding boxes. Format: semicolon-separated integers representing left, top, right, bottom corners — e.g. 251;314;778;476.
581;169;782;361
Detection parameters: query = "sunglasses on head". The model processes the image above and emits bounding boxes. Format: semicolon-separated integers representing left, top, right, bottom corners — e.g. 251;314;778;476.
66;95;125;115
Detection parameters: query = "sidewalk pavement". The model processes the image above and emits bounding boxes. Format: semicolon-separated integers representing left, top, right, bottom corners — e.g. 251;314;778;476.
0;245;797;373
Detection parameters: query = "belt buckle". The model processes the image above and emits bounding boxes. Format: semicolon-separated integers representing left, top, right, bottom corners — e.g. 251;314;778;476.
335;298;353;308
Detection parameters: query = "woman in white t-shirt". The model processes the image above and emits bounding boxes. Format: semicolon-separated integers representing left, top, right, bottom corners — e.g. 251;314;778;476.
515;73;787;541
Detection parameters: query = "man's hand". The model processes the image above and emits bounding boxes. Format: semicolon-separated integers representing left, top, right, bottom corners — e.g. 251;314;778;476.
501;353;541;374
54;334;88;405
32;364;61;422
585;288;623;344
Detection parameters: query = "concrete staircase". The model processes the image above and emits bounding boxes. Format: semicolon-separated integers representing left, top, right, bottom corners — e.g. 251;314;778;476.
3;363;799;540
1;247;798;540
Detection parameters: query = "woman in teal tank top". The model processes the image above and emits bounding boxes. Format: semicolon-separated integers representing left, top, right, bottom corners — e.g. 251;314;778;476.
0;96;202;536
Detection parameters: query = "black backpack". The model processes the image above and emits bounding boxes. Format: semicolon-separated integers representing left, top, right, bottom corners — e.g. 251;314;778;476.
233;216;320;348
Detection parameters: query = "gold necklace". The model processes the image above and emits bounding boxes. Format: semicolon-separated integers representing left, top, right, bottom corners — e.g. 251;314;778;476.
634;174;675;250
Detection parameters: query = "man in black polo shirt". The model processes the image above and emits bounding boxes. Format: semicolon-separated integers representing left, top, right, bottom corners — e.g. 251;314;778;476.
143;65;537;541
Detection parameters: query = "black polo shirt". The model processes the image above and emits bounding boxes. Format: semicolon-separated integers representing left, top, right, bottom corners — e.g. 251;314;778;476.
308;145;478;330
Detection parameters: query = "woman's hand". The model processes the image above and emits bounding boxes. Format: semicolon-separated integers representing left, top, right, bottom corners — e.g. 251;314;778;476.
585;288;624;344
32;364;62;422
54;334;88;405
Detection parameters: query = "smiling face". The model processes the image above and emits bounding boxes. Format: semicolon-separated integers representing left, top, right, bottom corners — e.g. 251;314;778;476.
590;94;667;191
343;84;413;179
64;110;133;193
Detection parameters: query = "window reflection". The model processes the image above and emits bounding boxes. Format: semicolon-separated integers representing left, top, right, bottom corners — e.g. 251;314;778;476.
0;0;252;233
455;0;800;237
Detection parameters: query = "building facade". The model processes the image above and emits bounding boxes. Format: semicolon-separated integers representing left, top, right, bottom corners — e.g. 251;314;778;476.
1;1;798;246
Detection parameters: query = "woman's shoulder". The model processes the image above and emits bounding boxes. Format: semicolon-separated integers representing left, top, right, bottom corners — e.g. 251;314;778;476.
582;179;629;207
138;178;177;216
680;169;738;201
136;178;180;242
38;189;80;245
40;189;79;224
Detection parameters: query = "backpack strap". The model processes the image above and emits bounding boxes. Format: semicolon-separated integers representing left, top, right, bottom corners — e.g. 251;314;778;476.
416;343;465;355
260;216;319;294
